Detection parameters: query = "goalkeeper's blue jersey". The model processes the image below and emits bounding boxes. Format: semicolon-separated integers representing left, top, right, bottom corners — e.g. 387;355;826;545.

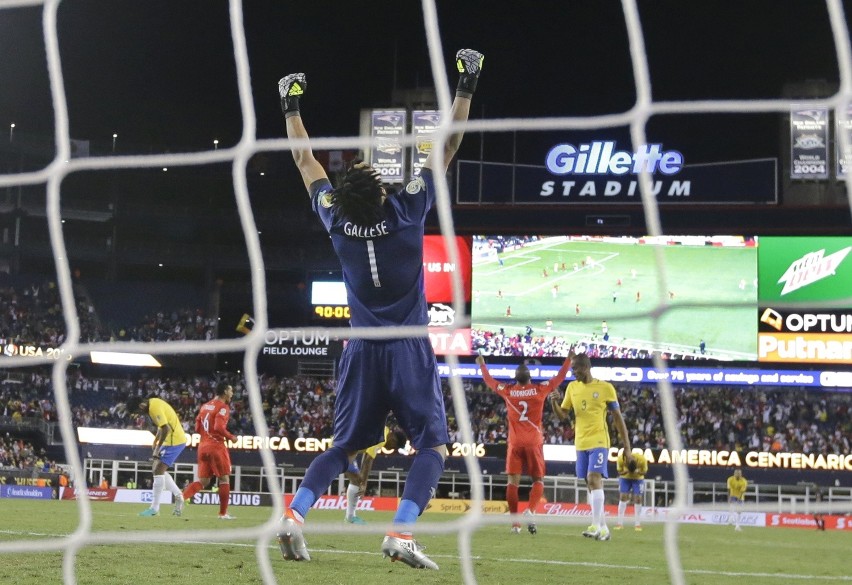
311;168;435;329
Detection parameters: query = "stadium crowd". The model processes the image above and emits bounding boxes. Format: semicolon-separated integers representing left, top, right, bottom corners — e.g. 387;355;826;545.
0;434;61;473
0;279;215;346
2;367;850;457
471;328;709;361
453;379;851;455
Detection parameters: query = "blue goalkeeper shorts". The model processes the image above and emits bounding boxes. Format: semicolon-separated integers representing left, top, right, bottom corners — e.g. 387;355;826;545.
332;337;449;452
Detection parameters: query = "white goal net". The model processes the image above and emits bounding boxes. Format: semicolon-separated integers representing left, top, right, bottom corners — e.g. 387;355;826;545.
0;1;851;584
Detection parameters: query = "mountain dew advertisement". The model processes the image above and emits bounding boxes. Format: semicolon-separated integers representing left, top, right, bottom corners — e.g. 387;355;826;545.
758;237;852;303
758;237;852;364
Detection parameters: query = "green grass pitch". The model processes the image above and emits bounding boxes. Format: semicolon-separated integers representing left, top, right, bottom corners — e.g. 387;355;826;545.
472;237;757;360
1;500;849;585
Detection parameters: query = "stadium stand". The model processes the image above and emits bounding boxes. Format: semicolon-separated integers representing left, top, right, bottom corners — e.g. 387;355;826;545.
4;367;849;457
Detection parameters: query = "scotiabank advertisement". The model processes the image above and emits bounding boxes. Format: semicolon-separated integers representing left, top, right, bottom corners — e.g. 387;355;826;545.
758;236;852;364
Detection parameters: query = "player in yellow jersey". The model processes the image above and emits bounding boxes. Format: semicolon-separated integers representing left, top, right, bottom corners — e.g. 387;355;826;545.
616;449;648;530
551;351;632;541
127;395;188;517
727;468;748;531
343;426;407;524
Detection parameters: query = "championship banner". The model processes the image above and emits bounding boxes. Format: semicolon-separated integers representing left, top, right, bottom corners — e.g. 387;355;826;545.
836;103;852;178
757;236;852;364
370;110;406;183
790;106;829;179
411;110;441;176
456;155;778;204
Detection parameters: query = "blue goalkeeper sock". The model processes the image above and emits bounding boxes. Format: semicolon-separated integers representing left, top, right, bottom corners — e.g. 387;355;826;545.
289;446;349;519
394;448;444;525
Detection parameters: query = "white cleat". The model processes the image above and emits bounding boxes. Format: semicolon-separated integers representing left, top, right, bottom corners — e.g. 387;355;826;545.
582;525;599;539
381;535;439;570
277;518;311;561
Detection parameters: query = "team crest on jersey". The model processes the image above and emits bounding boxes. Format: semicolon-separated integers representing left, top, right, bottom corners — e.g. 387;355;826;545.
405;176;425;194
219;408;227;416
593;392;599;399
319;190;333;208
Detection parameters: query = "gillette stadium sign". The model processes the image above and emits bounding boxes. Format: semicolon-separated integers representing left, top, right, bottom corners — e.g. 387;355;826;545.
456;141;778;204
545;141;684;176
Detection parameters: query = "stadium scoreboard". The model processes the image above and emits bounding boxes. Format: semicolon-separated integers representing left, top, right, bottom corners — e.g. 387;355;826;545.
313;305;351;321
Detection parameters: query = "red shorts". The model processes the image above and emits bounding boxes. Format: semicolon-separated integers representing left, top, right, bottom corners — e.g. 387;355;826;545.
197;444;231;478
506;442;545;478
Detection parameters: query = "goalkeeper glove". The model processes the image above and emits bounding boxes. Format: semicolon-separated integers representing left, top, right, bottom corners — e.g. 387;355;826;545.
278;73;307;118
455;49;484;98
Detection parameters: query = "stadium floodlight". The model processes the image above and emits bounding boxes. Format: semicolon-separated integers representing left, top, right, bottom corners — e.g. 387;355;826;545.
89;351;162;367
213;139;219;149
9;123;14;143
112;133;117;152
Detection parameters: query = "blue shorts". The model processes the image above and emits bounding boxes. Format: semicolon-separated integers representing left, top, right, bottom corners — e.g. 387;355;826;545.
333;337;449;452
729;496;743;504
619;478;644;495
576;448;609;480
158;444;185;467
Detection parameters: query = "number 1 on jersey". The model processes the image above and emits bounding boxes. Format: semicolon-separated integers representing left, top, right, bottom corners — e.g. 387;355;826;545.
366;239;382;287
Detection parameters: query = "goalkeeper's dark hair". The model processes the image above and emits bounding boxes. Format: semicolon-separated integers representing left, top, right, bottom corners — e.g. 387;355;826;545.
331;160;386;226
627;459;637;473
215;381;232;397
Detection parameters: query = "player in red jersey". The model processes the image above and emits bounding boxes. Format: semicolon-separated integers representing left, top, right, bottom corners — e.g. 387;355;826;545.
476;354;572;534
182;382;237;519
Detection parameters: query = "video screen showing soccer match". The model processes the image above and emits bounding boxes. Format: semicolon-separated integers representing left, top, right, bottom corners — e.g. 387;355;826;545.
471;235;758;360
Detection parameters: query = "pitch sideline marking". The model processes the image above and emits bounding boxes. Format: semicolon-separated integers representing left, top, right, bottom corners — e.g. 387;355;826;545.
2;529;851;581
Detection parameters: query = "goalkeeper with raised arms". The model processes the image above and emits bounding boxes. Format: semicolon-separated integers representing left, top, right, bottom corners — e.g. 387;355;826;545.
275;48;483;570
